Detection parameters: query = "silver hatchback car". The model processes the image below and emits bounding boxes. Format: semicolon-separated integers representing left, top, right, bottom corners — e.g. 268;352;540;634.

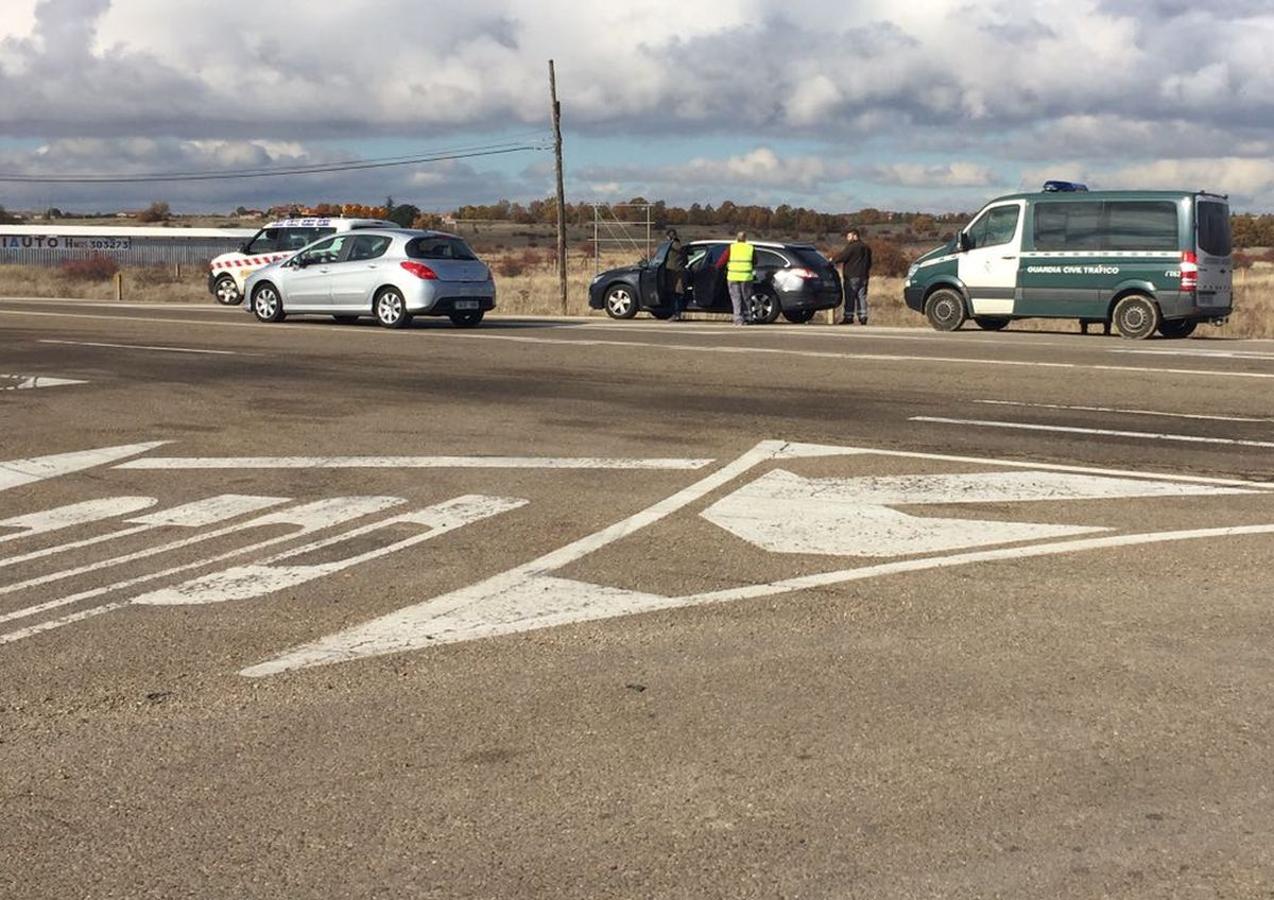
243;229;496;328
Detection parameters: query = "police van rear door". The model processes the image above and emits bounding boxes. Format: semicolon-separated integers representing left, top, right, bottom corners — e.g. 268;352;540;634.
1194;197;1232;310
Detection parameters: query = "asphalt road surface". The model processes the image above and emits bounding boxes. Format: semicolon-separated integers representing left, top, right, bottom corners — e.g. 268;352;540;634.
3;297;1274;899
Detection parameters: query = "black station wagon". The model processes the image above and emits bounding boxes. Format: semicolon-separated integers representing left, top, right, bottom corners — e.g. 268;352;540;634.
588;239;842;324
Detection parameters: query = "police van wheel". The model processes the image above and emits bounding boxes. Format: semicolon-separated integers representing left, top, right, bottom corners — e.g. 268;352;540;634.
604;285;638;319
213;275;241;306
252;284;285;323
1157;318;1197;339
782;309;816;324
1113;294;1159;340
925;289;967;332
974;316;1010;331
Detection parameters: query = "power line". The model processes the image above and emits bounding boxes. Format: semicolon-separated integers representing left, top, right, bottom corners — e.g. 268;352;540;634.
0;136;552;184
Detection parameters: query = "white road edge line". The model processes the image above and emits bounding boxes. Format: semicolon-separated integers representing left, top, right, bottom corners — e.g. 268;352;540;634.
38;339;242;356
974;399;1270;423
117;456;715;471
913;416;1274;451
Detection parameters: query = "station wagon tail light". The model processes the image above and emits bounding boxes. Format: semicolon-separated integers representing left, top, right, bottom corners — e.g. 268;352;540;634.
1180;251;1198;292
400;261;438;280
788;267;819;279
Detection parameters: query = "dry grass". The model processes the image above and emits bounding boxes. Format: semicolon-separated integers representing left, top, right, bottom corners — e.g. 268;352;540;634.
3;257;1273;339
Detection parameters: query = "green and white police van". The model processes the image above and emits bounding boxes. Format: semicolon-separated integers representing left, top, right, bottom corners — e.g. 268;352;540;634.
903;183;1232;339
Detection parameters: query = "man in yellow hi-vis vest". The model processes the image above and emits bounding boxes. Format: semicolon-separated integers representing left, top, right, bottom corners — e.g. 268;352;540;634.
715;231;755;325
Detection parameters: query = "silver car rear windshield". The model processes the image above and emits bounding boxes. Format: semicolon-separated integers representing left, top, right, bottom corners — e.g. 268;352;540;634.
406;236;478;261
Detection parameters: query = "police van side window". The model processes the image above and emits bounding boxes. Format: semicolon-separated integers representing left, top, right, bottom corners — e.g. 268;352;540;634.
1104;202;1178;251
1033;201;1102;251
967;206;1020;249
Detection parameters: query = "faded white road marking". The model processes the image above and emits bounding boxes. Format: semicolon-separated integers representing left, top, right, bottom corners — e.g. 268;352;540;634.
0;494;293;600
1;374;87;391
974;399;1269;423
912;417;1274;450
244;440;1274;676
0;497;404;637
4;306;1274;381
701;469;1250;557
134;494;527;606
117;456;714;471
0;442;167;493
0;497;156;546
38;339;241;356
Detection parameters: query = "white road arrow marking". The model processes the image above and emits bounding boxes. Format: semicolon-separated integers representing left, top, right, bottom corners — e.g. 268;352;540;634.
135;494;527;606
0;442;167;492
0;494;291;596
0;496;405;642
701;469;1252;557
0;374;87;391
243;440;1274;677
0;497;157;546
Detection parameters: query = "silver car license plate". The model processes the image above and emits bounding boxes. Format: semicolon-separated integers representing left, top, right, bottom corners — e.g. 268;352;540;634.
455;300;480;310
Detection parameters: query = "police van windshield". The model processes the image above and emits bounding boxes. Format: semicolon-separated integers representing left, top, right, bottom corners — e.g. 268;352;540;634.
1197;201;1232;257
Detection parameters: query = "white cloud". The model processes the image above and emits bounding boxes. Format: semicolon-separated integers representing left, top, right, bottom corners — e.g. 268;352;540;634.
869;162;999;188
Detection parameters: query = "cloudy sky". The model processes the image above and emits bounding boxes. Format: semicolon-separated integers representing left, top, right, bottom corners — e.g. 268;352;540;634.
1;0;1273;214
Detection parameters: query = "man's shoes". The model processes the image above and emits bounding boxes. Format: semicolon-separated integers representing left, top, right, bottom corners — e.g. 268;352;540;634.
858;318;868;325
838;318;853;325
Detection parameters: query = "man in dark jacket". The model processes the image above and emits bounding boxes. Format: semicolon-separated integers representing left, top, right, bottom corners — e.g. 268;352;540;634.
664;229;688;321
830;229;872;325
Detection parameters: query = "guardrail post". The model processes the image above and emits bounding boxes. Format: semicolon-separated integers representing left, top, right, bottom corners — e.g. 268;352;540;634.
113;272;123;301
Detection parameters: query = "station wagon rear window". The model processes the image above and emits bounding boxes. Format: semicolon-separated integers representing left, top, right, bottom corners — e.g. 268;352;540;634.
406;236;477;260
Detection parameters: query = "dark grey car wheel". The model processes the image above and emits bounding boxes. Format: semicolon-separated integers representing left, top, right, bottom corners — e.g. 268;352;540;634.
604;284;639;319
1113;294;1159;340
750;289;782;324
375;288;411;329
252;284;285;323
213;275;241;306
925;288;967;332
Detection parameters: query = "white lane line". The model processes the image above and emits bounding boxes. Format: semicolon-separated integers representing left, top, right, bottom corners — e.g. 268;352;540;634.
0;497;157;546
974;399;1271;423
38;339;242;356
1112;348;1274;361
912;417;1274;450
116;456;714;471
0;442;168;493
1;374;87;391
0;494;292;599
0;497;403;634
134;494;527;606
5;307;1274;381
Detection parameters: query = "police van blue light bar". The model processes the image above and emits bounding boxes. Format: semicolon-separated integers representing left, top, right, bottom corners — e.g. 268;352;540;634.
1042;180;1089;192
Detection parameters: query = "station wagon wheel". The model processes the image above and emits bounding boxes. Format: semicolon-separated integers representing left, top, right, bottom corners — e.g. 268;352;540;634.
750;289;782;324
1157;318;1197;339
374;288;411;329
604;284;638;319
1112;294;1159;340
974;316;1010;331
924;288;967;332
782;308;816;324
213;274;241;306
252;283;285;323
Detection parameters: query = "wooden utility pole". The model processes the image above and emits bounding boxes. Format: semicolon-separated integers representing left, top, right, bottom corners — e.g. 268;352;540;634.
549;59;568;314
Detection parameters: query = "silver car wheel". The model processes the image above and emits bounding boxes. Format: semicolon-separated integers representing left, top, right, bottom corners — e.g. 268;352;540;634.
376;289;408;328
605;286;636;319
253;286;280;322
